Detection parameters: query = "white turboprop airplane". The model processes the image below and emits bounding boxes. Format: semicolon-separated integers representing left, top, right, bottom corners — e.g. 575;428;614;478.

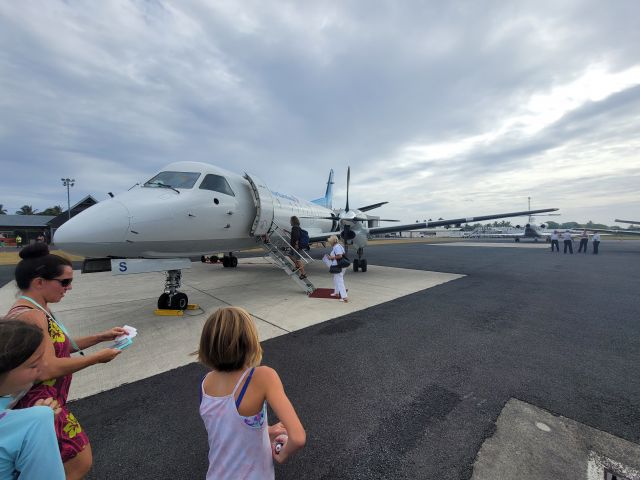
53;161;558;309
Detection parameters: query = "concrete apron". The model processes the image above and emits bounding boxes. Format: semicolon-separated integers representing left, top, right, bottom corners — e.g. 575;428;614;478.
472;398;640;480
0;257;463;400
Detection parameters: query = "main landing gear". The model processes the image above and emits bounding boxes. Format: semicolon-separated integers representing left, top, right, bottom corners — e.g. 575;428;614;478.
353;247;368;272
200;252;238;268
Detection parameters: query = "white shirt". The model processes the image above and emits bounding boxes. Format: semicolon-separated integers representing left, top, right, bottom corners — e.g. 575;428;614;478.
550;233;558;241
593;233;601;241
330;244;345;266
562;231;572;241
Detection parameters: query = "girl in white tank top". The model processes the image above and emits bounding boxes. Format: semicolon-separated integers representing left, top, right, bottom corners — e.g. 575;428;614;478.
198;307;306;480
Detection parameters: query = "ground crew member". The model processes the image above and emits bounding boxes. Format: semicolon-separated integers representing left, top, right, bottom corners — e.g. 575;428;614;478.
15;234;22;249
577;230;589;253
550;230;560;252
592;232;601;254
562;230;573;254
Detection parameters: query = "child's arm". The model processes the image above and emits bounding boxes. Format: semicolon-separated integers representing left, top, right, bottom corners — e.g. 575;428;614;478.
261;367;306;463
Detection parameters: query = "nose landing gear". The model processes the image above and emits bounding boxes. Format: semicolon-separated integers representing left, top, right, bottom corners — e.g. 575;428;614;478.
157;269;189;310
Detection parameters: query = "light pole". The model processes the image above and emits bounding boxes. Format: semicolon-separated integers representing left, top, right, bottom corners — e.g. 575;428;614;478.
61;178;75;220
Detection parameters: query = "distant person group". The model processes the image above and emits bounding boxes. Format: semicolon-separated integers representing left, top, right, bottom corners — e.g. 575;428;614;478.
2;243;307;479
549;230;601;254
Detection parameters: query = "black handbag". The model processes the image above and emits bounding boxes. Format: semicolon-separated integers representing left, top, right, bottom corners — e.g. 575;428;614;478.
329;265;342;274
337;256;351;268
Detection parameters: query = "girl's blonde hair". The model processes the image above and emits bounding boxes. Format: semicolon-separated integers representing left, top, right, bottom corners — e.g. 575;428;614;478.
327;235;339;245
198;307;263;372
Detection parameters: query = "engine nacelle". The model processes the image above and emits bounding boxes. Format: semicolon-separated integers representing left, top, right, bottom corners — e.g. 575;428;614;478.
341;228;356;241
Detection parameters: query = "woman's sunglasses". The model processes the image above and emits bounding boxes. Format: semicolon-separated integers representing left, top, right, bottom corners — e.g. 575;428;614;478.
50;278;73;287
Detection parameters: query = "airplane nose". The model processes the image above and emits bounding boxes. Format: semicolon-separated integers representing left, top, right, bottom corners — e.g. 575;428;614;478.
54;200;131;256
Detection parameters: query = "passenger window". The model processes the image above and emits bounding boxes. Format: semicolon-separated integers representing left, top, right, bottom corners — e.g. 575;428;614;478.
199;174;235;197
144;171;200;189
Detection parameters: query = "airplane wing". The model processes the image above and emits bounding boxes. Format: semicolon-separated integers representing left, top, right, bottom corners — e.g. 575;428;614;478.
308;208;558;242
615;219;640;225
367;208;558;236
470;232;527;238
573;228;640;236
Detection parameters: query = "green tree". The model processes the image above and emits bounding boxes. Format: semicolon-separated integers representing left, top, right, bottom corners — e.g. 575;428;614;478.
16;205;37;215
40;205;63;216
0;204;6;215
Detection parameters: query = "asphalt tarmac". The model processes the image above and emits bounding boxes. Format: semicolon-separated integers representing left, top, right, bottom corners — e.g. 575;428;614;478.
3;240;640;479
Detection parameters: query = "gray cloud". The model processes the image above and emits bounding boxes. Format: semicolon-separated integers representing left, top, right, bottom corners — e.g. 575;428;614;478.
0;1;639;223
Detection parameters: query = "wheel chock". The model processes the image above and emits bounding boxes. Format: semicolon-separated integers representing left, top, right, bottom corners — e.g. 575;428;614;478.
153;309;184;316
186;304;200;310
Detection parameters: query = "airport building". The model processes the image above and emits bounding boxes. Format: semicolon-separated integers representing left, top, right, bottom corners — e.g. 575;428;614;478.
0;195;97;245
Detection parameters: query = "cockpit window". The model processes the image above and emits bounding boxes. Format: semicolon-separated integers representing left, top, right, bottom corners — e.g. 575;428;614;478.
199;174;235;197
144;171;201;189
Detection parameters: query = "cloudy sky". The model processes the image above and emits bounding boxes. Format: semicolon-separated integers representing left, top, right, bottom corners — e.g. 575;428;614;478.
1;0;639;225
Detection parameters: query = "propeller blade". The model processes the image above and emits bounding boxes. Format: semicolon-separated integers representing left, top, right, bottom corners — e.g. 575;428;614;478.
358;201;388;212
345;167;350;212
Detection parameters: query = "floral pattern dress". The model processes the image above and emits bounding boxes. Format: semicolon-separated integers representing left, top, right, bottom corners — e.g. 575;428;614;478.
7;305;89;462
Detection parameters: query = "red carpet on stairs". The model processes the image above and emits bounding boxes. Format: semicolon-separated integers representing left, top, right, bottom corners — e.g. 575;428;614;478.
309;288;341;299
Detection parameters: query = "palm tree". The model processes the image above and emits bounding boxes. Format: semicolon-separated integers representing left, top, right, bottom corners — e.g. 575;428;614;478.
0;204;6;215
41;205;63;216
16;205;37;215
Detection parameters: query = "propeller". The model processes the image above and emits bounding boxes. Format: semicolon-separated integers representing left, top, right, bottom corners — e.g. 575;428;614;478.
345;166;350;212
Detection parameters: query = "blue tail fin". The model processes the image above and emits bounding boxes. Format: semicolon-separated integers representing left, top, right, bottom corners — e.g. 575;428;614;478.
311;169;334;209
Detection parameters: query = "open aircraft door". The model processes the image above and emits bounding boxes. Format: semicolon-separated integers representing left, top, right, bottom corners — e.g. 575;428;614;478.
244;173;275;236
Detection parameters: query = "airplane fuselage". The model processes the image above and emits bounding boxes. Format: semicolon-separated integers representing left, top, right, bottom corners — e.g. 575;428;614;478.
54;162;335;258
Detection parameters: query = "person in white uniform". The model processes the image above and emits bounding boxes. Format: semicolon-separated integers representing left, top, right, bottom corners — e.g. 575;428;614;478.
592;232;601;254
327;235;349;302
550;230;560;252
562;230;573;254
577;230;589;253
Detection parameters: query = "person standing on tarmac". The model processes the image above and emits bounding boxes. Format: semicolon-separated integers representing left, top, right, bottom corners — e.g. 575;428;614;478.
550;230;560;252
577;230;589;253
562;230;573;254
15;235;22;249
592;232;601;254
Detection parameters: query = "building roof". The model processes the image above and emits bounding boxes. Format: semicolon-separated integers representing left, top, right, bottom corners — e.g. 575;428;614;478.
48;195;99;229
0;215;56;228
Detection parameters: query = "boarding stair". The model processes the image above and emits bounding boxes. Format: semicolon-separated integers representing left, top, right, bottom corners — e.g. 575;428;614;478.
243;171;315;295
258;222;316;294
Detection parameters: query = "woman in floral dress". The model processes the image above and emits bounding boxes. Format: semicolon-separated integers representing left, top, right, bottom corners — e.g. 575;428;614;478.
6;244;125;480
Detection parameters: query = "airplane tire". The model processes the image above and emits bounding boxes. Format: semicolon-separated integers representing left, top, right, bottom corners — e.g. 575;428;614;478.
157;293;171;309
353;258;360;272
222;257;230;268
201;256;207;263
231;256;238;268
172;292;189;310
515;238;520;242
360;259;368;272
157;292;189;310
